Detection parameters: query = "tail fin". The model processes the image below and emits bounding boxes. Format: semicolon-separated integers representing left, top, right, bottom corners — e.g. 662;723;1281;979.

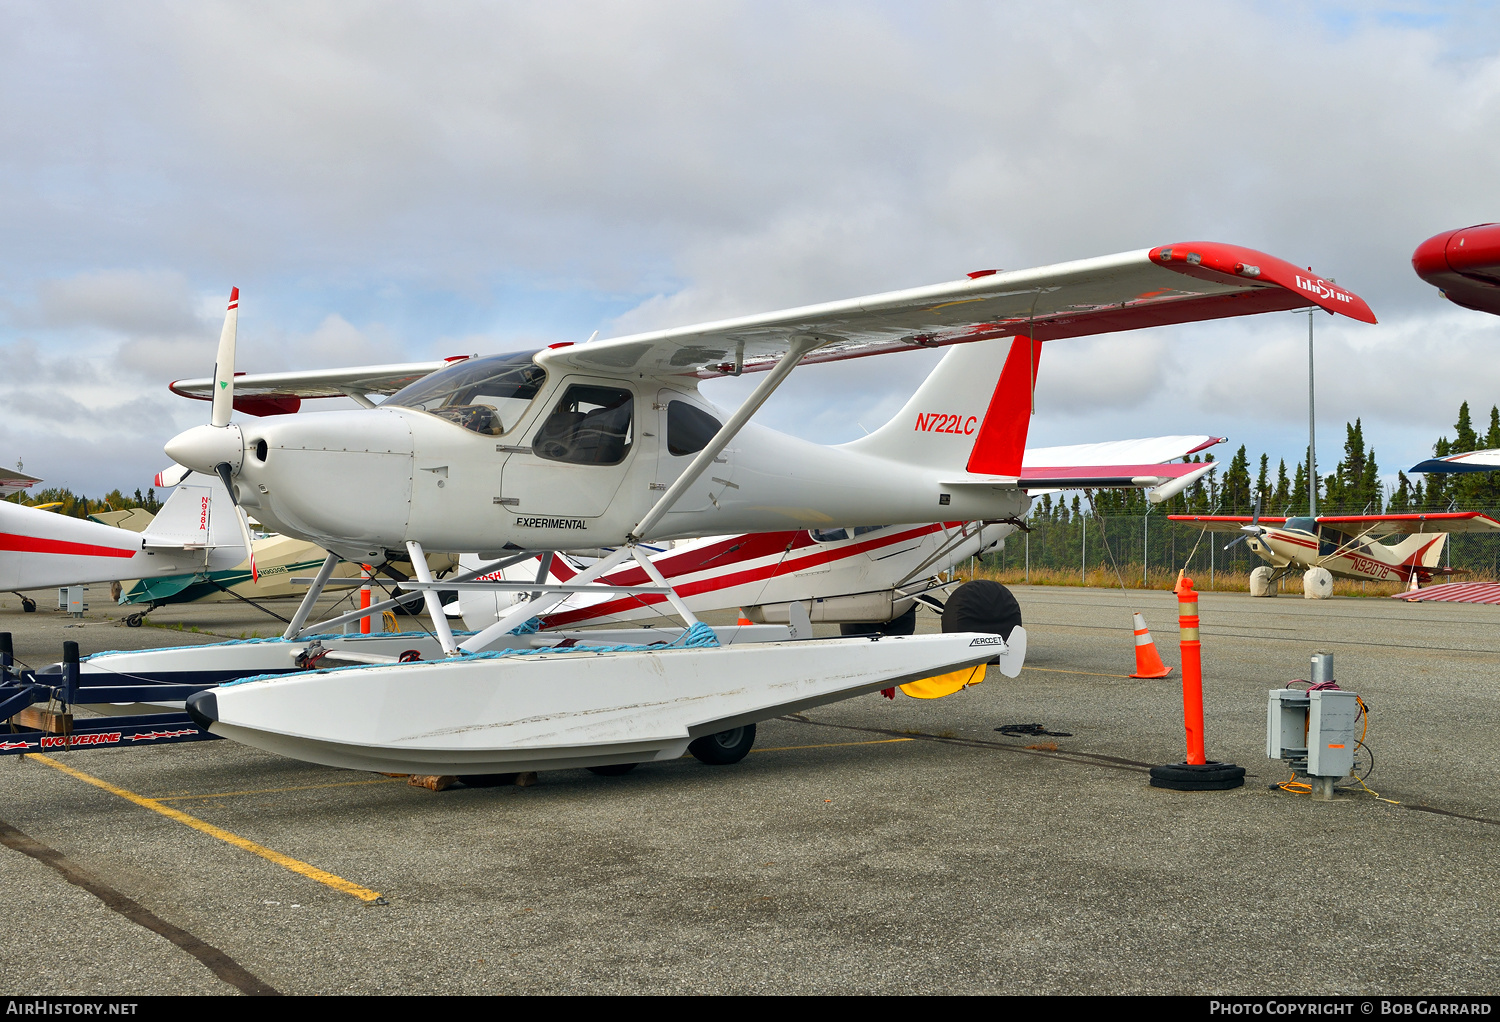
1385;532;1447;568
141;473;239;552
843;336;1039;474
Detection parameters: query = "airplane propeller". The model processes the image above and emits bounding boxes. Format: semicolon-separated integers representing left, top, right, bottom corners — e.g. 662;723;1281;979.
162;288;259;581
1223;495;1265;553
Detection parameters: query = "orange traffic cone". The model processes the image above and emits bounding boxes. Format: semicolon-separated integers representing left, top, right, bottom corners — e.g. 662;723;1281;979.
736;608;753;625
1129;612;1172;678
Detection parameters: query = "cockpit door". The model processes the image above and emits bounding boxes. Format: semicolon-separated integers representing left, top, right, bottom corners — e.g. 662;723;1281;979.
501;377;641;519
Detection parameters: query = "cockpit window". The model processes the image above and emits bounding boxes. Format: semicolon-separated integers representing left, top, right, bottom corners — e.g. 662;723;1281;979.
1284;517;1316;535
533;385;634;465
384;351;546;436
810;528;849;543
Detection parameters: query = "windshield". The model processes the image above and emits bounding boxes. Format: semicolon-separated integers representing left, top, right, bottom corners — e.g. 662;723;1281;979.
384;351;545;436
1284;517;1316;535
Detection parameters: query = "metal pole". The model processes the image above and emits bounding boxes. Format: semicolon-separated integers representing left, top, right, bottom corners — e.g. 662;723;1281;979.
1143;505;1149;588
1308;310;1318;518
1081;510;1087;585
1025;529;1030;584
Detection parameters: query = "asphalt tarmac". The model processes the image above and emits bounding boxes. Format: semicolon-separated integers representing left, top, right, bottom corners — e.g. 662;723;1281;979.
1;585;1497;995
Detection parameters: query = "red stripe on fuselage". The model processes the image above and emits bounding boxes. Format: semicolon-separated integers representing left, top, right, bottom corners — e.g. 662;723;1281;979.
543;524;955;626
0;533;138;558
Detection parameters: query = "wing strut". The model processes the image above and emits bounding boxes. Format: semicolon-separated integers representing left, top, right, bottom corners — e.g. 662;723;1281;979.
629;336;821;543
458;544;637;654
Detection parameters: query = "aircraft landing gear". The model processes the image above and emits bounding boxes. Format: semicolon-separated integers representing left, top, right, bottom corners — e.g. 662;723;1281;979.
125;612;146;627
18;596;36;613
689;723;756;765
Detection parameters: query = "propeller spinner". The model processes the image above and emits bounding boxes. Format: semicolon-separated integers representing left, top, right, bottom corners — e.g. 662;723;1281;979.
162;288;260;581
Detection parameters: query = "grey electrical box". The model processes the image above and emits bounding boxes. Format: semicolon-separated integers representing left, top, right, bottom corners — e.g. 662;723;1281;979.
1267;688;1360;778
58;586;87;616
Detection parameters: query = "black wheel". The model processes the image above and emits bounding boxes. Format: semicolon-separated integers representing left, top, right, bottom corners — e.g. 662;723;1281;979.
458;773;519;787
587;763;639;776
20;598;36;614
940;581;1021;640
125;613;143;628
839;603;918;637
689;723;756;765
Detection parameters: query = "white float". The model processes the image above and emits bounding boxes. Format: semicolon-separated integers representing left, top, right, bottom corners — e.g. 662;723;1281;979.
187;630;1023;775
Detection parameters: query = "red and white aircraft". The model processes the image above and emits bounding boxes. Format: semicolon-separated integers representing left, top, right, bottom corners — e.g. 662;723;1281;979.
151;241;1374;775
1168;508;1500;597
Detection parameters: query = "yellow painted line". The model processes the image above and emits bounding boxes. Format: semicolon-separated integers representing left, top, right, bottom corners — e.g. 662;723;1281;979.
1020;665;1133;679
31;754;385;903
752;738;914;753
151;777;406;802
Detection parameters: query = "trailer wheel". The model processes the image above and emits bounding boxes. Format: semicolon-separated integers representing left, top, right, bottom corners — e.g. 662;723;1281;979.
839;604;918;637
587;763;639;776
689;723;756;765
940;580;1021;640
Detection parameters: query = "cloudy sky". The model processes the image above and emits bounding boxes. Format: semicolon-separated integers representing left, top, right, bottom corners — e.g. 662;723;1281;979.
3;1;1499;498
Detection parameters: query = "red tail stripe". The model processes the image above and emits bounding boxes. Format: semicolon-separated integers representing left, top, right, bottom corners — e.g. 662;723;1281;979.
966;336;1039;476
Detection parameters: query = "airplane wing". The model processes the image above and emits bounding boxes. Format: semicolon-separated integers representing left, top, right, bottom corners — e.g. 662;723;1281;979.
1315;512;1500;535
538;242;1375;379
1412;223;1500;317
169;359;465;413
1168;514;1291;534
1410;448;1500;474
1392;581;1500;605
164;243;1372;410
0;466;43;499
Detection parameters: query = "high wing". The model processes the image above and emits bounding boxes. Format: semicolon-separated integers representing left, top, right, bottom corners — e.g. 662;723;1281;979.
1412;223;1500;317
1168;514;1290;534
1411;449;1500;474
1169;511;1500;537
537;242;1374;379
1315;512;1500;536
166;242;1374;412
0;466;43;499
169;359;465;412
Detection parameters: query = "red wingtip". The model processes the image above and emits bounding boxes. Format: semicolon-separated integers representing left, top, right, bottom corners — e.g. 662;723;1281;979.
228;286;239;311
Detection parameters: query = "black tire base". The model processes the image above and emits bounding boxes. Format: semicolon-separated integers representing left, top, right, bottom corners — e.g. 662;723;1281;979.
1149;761;1246;791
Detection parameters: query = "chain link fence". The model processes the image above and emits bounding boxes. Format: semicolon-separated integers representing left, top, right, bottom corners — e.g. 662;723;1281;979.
976;512;1500;591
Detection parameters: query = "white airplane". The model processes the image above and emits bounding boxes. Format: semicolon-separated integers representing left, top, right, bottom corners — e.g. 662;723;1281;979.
151;241;1373;775
1169;505;1500;597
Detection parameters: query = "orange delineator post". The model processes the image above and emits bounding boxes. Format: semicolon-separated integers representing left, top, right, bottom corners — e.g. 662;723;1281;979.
360;564;373;634
1177;576;1206;765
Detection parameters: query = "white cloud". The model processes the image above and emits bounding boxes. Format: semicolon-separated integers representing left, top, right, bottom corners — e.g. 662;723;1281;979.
1;2;1499;495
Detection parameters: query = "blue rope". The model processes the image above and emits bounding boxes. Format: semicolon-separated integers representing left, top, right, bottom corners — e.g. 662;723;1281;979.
219;620;721;688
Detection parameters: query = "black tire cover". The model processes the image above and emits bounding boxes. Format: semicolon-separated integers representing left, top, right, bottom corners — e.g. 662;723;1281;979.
940;580;1022;640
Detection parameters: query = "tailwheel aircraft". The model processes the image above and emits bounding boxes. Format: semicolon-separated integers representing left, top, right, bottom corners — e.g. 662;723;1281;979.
64;240;1373;776
1169;505;1500;598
